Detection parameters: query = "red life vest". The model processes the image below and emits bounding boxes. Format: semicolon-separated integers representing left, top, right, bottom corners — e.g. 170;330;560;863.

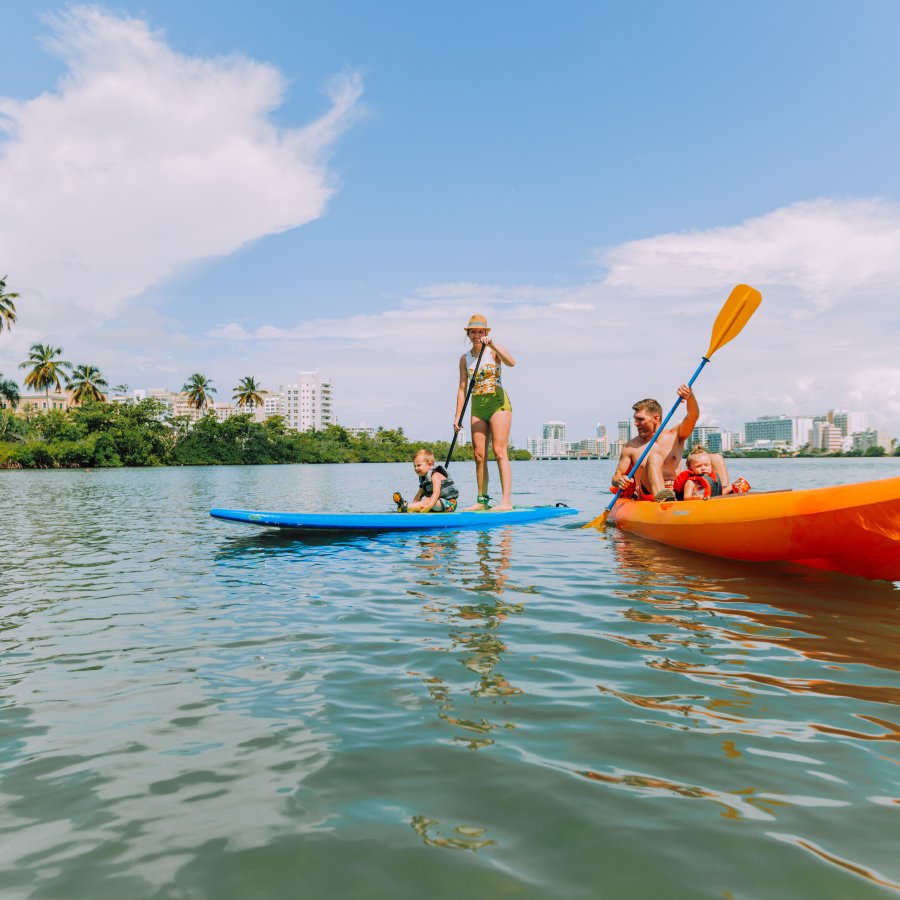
673;470;722;500
611;481;655;501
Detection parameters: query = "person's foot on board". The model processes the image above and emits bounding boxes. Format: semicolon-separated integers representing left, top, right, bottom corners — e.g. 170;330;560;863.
490;502;513;511
465;494;492;511
393;491;408;513
654;488;676;503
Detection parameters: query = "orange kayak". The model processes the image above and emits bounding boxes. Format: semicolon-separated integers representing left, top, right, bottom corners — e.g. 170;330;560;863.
608;476;900;582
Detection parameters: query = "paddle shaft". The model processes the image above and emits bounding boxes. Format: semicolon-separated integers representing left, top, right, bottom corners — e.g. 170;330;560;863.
445;342;486;468
605;356;710;513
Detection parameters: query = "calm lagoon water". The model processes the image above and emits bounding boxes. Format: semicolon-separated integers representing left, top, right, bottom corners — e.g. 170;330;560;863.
2;458;899;899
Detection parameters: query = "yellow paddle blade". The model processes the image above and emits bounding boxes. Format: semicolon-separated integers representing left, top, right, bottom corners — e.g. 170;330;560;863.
705;284;762;360
583;509;610;529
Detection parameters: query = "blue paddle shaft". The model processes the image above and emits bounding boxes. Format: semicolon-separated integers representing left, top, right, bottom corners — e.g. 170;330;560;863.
605;357;709;511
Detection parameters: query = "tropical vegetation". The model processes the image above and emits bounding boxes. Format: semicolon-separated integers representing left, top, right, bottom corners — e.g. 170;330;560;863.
233;376;264;410
0;400;532;468
0;276;18;334
182;373;216;411
0;373;20;409
19;343;72;403
67;364;108;403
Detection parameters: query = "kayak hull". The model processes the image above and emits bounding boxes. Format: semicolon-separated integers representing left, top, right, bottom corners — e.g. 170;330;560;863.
211;505;578;532
608;477;900;582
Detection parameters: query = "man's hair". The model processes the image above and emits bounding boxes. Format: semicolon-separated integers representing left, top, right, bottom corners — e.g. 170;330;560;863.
632;398;662;417
414;448;435;463
687;444;710;458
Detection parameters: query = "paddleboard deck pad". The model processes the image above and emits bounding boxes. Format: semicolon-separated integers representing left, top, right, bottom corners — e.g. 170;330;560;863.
210;505;578;532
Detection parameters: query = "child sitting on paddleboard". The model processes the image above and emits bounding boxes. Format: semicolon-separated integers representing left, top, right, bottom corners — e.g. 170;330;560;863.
394;449;459;513
673;445;750;500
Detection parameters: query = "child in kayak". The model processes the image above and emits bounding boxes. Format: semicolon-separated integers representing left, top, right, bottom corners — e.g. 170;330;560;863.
674;445;750;500
394;449;460;513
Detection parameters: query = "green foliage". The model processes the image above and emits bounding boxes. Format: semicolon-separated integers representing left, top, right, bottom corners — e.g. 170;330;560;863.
0;402;532;469
0;276;18;333
0;374;20;408
19;343;72;395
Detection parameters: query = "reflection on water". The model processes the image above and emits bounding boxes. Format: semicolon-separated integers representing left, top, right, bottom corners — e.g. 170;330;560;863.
2;461;900;899
409;529;525;758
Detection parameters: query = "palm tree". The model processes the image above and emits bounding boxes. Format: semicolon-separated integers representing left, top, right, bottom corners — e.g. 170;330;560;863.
67;364;108;404
19;343;72;406
182;373;216;412
233;376;264;411
0;276;19;334
0;373;20;409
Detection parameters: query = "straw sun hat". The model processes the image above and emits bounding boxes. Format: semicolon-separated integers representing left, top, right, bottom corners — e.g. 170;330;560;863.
464;314;491;332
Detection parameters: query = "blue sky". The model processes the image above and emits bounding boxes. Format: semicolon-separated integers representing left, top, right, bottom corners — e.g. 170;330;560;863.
2;1;900;443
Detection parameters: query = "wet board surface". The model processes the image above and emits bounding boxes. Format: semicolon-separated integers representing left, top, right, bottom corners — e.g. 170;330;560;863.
210;505;578;532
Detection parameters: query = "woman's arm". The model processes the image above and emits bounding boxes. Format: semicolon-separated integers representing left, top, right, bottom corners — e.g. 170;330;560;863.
484;338;515;367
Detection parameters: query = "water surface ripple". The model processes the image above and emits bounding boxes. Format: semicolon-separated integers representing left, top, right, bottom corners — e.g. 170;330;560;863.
2;460;899;899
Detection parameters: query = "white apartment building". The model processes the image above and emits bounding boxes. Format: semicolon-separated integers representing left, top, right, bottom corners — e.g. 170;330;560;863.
830;409;868;436
527;437;569;458
852;429;892;452
811;421;843;452
719;431;741;452
279;371;335;432
263;394;283;418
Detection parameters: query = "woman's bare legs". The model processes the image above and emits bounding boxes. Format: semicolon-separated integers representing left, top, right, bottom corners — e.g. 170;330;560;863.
488;410;513;510
465;417;491;509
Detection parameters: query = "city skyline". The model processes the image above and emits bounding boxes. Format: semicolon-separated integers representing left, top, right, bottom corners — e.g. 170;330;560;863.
529;407;895;457
3;4;900;444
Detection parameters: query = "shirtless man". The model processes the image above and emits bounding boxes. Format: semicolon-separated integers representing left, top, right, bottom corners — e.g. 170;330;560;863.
611;385;727;502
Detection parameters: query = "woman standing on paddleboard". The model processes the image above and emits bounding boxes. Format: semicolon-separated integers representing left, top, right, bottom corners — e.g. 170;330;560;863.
455;315;516;510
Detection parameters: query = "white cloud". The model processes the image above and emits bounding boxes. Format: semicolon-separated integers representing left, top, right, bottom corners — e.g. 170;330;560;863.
600;198;900;306
0;5;361;335
1;10;897;446
205;199;900;439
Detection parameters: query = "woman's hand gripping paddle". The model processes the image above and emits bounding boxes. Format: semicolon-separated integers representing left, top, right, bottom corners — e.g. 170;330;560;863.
584;284;762;530
444;342;486;468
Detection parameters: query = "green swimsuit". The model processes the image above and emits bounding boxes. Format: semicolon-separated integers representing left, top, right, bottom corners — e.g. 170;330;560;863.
467;350;513;421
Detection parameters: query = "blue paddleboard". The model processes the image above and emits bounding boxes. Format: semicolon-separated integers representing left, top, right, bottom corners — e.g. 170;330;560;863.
210;505;578;532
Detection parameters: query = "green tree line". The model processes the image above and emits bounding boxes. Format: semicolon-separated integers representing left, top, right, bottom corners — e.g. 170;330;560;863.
0;400;530;469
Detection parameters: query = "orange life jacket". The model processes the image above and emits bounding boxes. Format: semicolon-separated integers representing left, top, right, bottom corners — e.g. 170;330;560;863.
673;470;722;500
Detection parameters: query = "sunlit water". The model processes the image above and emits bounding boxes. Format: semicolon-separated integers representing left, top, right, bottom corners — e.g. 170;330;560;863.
2;459;899;899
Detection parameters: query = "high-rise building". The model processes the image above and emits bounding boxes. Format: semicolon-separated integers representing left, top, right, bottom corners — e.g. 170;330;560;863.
719;431;741;452
830;409;868;437
744;415;811;450
543;421;566;441
279;371;335;432
811;421;843;452
618;419;634;442
688;426;722;454
852;429;892;452
527;436;569;458
263;394;283;418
